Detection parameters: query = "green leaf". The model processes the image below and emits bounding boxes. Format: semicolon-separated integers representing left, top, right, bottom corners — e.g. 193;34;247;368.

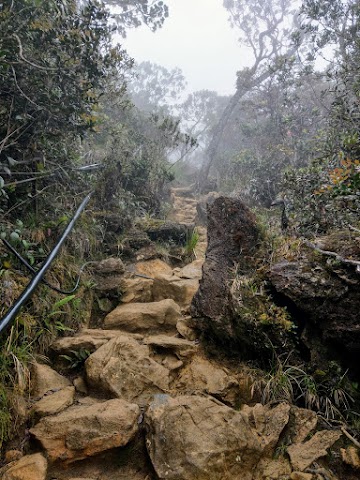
52;294;76;310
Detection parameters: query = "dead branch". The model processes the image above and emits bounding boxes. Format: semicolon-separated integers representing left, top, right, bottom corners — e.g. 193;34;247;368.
303;239;360;270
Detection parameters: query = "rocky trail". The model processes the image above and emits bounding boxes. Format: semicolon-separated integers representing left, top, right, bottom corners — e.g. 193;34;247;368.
1;189;358;480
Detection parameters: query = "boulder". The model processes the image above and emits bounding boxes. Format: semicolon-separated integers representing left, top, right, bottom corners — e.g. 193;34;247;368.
145;395;261;480
85;335;170;403
270;257;360;370
103;299;182;334
31;363;71;399
30;398;139;463
0;453;47;480
191;196;260;345
175;356;240;407
287;430;342;471
152;274;199;310
31;386;75;418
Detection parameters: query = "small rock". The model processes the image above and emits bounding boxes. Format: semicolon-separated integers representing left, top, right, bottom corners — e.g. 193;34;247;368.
255;457;292;479
176;317;197;341
103;299;182;334
176;259;203;279
135;259;172;277
341;446;360;469
73;376;88;395
1;453;47;480
4;450;23;464
287;430;342;471
31;386;75;418
93;257;125;275
31;363;71;398
30;399;139;463
143;334;197;358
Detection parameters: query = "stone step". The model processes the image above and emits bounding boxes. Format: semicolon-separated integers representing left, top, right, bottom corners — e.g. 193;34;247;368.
103;299;182;334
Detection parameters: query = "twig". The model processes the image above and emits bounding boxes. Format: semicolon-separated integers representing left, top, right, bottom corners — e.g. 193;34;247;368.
341;426;360;449
11;66;43;109
303;239;360;268
3;185;52;217
349;225;360;234
13;34;56;71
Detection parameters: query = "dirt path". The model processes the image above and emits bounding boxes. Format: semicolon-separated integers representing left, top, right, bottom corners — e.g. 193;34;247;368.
1;188;349;480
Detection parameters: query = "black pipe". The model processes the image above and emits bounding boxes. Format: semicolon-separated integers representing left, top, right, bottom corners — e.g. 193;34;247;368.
2;238;90;295
0;192;92;335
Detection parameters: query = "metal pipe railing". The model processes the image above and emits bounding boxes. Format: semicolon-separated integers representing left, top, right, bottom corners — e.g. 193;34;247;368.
0;192;92;335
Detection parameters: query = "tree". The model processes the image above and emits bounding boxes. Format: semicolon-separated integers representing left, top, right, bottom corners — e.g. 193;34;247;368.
105;0;169;37
199;0;303;186
127;61;186;113
0;0;129;214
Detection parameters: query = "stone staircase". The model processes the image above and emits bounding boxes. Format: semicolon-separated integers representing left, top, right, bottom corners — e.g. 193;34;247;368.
0;188;353;480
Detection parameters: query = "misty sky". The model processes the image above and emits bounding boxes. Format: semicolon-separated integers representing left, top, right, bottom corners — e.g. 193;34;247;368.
122;0;254;96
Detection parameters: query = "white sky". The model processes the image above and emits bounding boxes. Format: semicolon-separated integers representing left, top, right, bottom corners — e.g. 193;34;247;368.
121;0;253;96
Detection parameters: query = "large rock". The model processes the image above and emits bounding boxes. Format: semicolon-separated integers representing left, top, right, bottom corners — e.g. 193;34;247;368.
30;398;139;463
85;335;170;403
0;453;47;480
31;363;71;399
145;395;261;480
175;356;240;406
152;274;199;311
191;196;260;345
270;257;360;369
103;299;182;334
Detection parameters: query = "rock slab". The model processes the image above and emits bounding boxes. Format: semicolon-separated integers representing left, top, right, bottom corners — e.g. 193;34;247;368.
145;395;261;480
30;398;139;463
86;334;170;403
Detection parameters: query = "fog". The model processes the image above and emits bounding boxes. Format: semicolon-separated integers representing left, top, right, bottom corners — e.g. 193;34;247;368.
122;0;254;95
